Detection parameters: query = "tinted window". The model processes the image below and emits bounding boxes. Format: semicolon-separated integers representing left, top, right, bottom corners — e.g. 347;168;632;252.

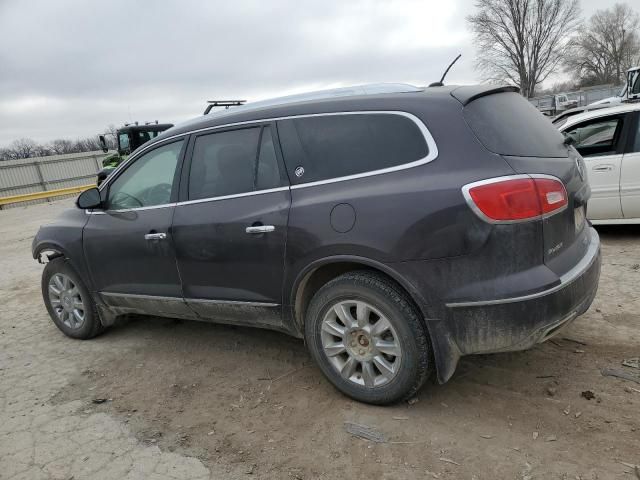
256;126;281;190
464;92;568;158
564;117;623;157
277;113;428;184
108;140;183;210
635;117;640;153
188;126;282;200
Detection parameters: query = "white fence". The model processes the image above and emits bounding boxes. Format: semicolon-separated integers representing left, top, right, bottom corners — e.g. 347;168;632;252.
0;151;111;209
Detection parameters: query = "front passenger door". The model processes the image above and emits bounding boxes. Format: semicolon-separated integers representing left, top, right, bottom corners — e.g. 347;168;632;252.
565;115;626;220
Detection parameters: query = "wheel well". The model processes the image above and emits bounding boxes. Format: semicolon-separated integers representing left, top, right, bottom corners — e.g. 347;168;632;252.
35;247;64;264
293;261;413;329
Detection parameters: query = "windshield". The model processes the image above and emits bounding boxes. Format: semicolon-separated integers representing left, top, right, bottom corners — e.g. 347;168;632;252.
136;130;159;144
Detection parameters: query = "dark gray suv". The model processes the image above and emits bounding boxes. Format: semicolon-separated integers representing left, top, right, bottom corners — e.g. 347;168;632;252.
33;83;601;404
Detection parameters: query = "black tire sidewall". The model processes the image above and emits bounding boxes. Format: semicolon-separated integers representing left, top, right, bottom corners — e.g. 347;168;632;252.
305;275;430;404
41;258;101;339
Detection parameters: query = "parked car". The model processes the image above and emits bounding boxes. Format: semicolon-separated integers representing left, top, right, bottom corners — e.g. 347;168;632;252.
552;104;611;128
560;103;640;224
33;83;601;405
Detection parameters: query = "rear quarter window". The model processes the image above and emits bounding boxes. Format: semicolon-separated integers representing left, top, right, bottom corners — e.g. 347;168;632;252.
277;113;429;184
464;92;568;158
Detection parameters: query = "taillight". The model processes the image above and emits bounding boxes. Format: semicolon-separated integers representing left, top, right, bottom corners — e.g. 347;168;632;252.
463;175;568;223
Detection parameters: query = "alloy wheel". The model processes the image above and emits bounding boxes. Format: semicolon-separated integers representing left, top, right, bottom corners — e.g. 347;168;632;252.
48;273;85;329
320;299;402;388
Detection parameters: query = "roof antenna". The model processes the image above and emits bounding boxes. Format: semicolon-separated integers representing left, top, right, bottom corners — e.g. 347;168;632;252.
429;54;461;87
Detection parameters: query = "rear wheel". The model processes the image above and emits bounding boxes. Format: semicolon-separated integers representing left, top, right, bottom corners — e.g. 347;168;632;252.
305;271;432;404
41;257;104;339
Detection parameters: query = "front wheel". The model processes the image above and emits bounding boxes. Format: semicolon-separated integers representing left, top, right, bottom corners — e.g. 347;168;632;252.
41;257;104;339
305;271;433;405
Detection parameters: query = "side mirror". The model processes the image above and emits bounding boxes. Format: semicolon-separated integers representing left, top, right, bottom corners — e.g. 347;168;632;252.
77;187;102;209
563;133;576;146
99;135;108;153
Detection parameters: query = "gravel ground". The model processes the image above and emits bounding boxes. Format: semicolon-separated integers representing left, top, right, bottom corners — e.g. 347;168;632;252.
1;199;639;480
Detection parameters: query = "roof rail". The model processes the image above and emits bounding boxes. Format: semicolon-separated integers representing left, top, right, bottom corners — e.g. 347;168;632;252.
204;100;246;115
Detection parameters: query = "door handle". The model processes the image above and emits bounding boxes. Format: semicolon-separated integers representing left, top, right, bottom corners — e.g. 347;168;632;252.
592;164;613;172
144;232;167;241
245;225;275;234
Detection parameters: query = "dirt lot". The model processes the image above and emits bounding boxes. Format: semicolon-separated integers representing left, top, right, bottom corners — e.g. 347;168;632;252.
1;199;639;480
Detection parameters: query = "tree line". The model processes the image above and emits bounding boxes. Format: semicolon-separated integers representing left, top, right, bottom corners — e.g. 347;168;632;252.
0;126;118;161
468;1;639;97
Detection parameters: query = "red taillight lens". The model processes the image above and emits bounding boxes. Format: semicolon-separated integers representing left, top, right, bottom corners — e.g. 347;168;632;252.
464;176;567;222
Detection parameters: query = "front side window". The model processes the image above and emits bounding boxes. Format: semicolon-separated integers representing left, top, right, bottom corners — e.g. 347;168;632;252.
564;117;623;157
188;126;282;200
107;140;183;210
118;132;130;151
631;71;640;95
276;113;429;184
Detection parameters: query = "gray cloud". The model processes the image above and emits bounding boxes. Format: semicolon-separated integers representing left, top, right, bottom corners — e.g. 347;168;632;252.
0;0;619;145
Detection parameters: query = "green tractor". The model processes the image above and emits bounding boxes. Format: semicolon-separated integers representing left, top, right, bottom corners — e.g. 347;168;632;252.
97;121;173;185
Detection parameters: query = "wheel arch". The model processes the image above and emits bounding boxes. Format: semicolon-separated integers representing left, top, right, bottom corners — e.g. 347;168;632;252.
288;255;458;384
33;240;67;263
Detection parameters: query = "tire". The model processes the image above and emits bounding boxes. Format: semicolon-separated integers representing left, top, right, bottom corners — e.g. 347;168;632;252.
305;271;432;405
41;257;105;339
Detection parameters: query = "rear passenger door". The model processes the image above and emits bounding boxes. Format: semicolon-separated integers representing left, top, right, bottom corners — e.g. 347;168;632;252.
564;114;626;220
171;124;291;328
620;112;640;219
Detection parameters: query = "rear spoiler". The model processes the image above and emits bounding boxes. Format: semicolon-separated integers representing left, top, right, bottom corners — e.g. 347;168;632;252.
450;85;519;105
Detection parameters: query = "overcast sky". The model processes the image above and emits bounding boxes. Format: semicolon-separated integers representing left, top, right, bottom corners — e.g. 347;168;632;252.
0;0;615;146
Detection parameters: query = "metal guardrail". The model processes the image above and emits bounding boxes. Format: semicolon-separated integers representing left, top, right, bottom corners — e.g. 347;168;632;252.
0;184;93;208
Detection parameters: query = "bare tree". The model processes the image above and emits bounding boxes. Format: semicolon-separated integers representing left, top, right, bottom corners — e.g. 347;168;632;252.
9;138;39;159
103;124;118;150
0;125;121;161
565;3;640;87
49;139;76;155
468;0;581;97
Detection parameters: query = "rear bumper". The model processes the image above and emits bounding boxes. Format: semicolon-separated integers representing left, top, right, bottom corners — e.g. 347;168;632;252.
443;227;601;354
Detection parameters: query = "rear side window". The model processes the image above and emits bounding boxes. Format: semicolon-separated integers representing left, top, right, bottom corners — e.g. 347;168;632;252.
464;92;568;158
277;113;429;184
188;126;283;200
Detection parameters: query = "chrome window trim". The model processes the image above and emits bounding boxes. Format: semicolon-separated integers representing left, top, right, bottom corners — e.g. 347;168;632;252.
91;110;438;214
178;186;290;207
87;202;177;215
461;174;568;225
446;227;600;308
